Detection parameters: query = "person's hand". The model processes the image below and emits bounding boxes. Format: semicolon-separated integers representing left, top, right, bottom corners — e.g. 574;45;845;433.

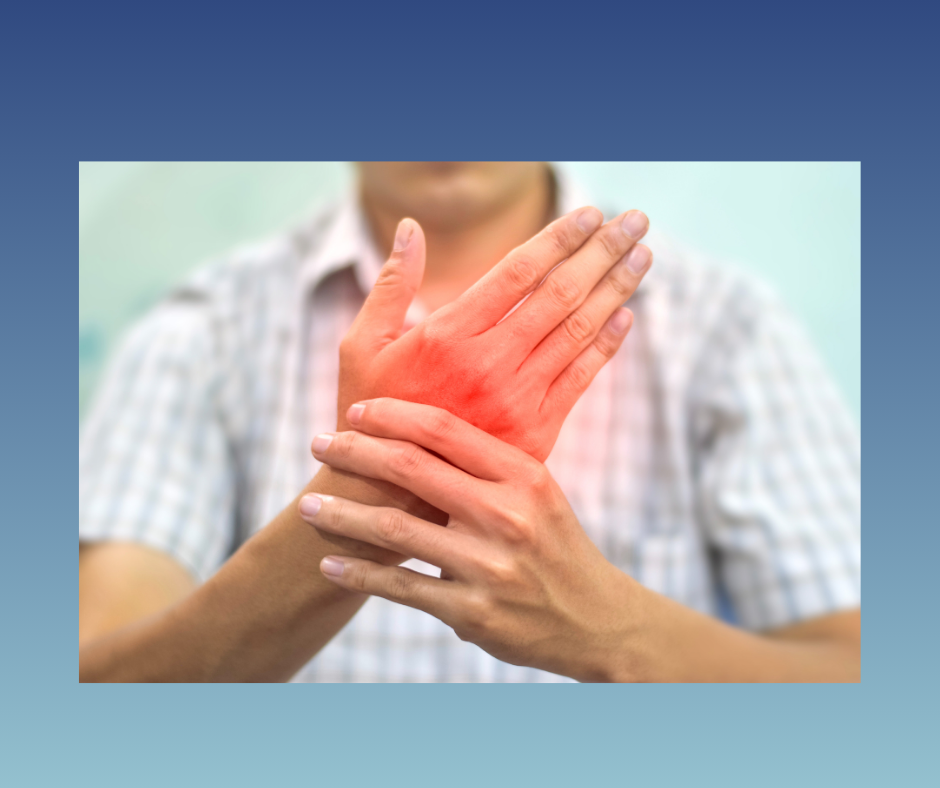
336;207;651;462
300;398;638;682
313;205;649;564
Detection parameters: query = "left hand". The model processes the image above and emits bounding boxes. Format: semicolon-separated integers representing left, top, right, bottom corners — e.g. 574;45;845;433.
299;397;639;682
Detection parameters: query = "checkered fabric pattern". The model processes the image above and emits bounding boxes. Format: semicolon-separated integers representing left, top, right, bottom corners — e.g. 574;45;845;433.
79;170;861;682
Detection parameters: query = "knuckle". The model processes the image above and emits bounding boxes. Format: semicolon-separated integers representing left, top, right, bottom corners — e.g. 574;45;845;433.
502;507;536;545
596;326;622;356
327;496;347;525
330;431;355;460
456;591;491;640
543;275;582;312
596;226;627;259
560;309;595;346
604;265;633;299
376;508;408;547
346;563;368;592
524;461;554;496
388;569;415;601
391;443;425;477
565;359;593;394
360;397;382;423
504;254;541;293
371;398;406;426
374;262;406;291
418;320;449;347
544;220;574;257
425;408;457;442
481;557;517;588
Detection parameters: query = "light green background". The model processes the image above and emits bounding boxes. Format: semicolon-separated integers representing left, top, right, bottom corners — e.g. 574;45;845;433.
79;162;860;420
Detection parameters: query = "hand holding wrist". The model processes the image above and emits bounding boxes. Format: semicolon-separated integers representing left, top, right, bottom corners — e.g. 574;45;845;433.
305;465;446;566
301;398;651;682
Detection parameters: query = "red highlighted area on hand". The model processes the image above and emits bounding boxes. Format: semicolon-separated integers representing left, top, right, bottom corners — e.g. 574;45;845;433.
337;207;649;462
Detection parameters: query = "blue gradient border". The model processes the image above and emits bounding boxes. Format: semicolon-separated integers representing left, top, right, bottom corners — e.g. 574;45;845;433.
3;3;935;786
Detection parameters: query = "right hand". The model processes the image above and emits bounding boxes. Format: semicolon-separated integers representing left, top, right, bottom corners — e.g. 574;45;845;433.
335;206;652;463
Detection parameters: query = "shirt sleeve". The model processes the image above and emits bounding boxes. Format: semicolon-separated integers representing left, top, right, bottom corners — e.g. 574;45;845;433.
79;297;236;583
692;280;861;631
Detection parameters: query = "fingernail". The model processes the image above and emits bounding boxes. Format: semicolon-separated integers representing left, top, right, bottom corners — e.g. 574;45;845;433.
312;433;334;454
576;207;603;234
621;210;648;239
299;494;323;517
321;557;346;577
393;219;413;252
610;308;632;335
624;245;651;275
347;403;366;425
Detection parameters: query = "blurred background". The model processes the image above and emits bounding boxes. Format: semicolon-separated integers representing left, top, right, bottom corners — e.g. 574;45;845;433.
79;162;860;422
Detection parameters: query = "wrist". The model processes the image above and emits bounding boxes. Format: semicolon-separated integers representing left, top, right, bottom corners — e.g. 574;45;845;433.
577;571;654;684
313;465;447;526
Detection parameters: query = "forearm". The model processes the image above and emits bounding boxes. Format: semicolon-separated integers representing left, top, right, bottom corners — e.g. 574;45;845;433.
79;466;444;683
603;579;861;683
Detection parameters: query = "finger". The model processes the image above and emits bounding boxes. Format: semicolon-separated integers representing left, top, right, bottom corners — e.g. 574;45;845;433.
311;430;485;518
298;493;472;574
320;555;456;620
498;210;647;354
523;245;651;381
453;206;604;334
541;307;633;418
346;398;531;482
348;218;426;347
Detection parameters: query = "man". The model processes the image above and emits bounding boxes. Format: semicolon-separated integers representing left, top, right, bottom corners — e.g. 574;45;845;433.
78;162;861;681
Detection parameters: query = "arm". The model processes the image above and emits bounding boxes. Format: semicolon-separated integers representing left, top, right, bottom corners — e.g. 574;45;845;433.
613;595;859;682
80;207;653;681
298;398;860;682
79;476;418;683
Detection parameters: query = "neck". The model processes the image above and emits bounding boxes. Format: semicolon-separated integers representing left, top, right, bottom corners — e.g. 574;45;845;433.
361;170;555;313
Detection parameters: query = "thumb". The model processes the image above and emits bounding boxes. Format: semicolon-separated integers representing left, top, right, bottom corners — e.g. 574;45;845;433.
355;218;426;345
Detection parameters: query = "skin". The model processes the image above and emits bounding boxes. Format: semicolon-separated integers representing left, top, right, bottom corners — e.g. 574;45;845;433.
337;204;650;460
358;163;556;314
79;163;652;680
303;398;861;683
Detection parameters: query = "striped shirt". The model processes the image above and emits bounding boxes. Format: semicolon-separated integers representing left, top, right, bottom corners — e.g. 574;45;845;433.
78;170;861;682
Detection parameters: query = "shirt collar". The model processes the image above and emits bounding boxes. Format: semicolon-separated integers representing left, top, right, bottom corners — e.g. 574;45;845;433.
298;189;379;295
297;164;649;317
